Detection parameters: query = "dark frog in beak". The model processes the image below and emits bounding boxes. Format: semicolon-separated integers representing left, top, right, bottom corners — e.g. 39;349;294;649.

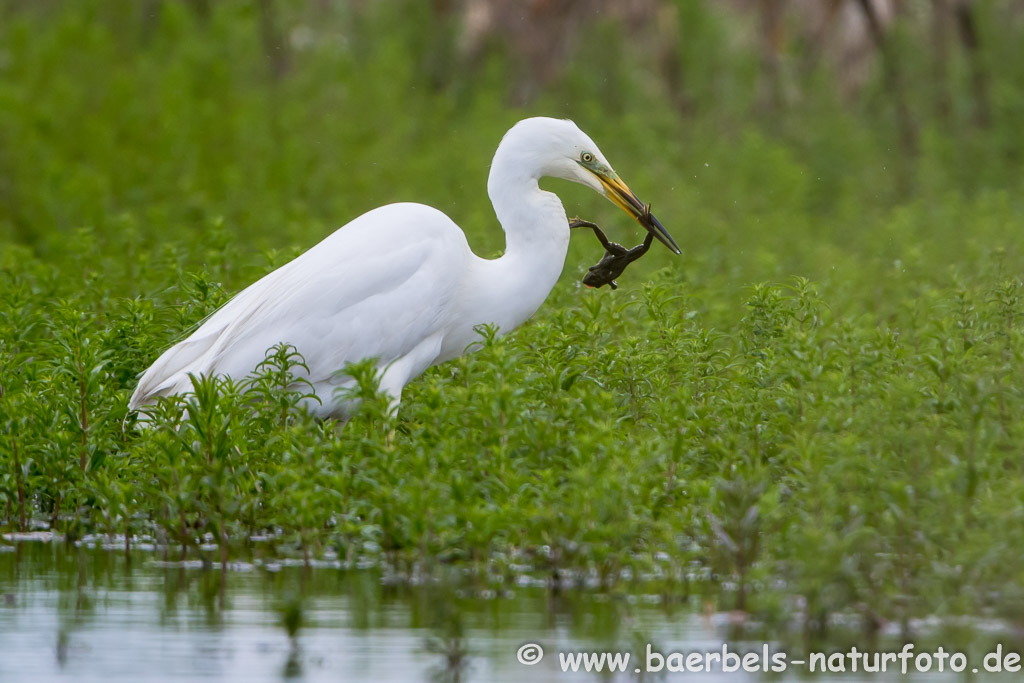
569;217;652;290
571;152;678;289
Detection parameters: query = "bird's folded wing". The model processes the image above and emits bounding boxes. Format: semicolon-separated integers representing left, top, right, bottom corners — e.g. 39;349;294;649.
129;204;469;407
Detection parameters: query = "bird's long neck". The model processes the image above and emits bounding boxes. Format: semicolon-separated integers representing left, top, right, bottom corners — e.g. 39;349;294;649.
459;160;570;336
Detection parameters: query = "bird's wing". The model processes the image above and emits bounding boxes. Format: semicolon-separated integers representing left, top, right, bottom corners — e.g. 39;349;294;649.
129;203;470;408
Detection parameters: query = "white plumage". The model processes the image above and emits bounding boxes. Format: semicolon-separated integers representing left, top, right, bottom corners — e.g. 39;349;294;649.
129;117;677;419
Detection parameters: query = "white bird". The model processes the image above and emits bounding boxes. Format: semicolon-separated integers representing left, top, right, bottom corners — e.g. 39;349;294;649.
129;117;679;420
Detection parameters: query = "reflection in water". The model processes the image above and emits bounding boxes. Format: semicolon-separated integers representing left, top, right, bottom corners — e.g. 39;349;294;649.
279;591;304;679
424;591;469;683
0;541;1008;681
55;628;69;668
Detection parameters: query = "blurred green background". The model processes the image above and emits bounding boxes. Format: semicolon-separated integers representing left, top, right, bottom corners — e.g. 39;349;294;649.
3;0;1023;296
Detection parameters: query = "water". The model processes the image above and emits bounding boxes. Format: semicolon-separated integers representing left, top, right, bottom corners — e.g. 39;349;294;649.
0;541;1003;681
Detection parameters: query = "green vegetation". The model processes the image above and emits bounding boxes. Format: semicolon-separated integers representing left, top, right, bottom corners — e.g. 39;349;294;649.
3;0;1024;647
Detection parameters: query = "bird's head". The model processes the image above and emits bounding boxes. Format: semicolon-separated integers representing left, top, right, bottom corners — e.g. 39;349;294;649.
496;117;680;254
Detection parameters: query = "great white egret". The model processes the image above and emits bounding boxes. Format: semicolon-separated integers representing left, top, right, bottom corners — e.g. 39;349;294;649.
129;117;678;419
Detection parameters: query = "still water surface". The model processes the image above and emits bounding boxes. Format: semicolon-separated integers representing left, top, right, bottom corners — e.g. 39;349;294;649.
0;541;997;681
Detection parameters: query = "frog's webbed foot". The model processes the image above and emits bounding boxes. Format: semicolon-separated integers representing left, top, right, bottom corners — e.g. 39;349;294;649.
569;217;615;252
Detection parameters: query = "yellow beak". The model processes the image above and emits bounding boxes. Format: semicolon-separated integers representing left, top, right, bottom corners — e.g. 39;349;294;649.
592;171;680;254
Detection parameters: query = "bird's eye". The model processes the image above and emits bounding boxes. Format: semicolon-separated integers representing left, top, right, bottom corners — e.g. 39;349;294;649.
581;152;594;163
